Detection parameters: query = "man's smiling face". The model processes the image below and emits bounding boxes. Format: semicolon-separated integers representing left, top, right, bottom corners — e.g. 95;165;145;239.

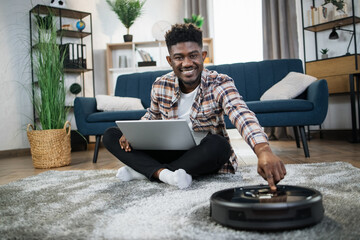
166;41;207;93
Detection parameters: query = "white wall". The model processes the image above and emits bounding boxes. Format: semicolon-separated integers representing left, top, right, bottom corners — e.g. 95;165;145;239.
0;0;183;151
210;0;263;64
0;1;34;151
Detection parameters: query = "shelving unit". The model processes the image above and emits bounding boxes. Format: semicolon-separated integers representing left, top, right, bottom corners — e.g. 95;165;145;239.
300;0;359;94
29;4;95;109
105;38;214;94
301;0;360;142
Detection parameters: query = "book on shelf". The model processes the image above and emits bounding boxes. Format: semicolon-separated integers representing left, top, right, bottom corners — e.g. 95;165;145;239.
82;44;87;69
137;49;153;62
309;6;319;26
60;43;87;69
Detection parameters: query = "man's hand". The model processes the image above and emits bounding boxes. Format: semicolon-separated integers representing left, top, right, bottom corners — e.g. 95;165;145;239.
254;143;286;191
119;135;132;152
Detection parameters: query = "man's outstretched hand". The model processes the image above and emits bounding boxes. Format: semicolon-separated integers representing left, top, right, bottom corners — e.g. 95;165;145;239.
254;143;286;191
119;135;132;152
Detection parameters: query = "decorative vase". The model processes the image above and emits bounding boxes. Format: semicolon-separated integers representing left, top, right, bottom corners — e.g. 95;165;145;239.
50;0;66;8
76;20;85;31
69;83;82;95
123;34;133;42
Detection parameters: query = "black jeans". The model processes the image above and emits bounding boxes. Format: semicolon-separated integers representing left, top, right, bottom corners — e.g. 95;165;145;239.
103;127;231;180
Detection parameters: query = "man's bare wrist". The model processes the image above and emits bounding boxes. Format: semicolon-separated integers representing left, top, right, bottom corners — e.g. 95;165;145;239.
254;142;271;157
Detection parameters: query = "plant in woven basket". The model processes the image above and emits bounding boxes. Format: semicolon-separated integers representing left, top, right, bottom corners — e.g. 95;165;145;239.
27;10;71;169
33;12;69;130
106;0;146;42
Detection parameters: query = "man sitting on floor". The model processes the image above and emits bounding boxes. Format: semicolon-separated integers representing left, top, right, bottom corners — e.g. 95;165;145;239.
103;23;286;190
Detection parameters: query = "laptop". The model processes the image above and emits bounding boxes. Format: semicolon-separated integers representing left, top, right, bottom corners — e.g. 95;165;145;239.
115;119;197;150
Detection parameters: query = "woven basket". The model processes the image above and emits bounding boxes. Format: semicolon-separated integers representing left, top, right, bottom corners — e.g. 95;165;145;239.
27;121;71;169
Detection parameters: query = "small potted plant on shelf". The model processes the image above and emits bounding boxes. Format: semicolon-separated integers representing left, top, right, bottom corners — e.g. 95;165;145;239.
184;14;204;28
320;48;329;59
27;12;71;169
106;0;146;42
323;0;345;11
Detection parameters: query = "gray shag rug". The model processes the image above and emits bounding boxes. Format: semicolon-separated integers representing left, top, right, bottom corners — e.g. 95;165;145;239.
1;162;360;240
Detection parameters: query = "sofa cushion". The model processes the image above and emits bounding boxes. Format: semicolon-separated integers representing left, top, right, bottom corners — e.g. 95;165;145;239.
247;99;314;113
96;95;144;111
87;110;147;122
114;70;170;108
207;59;304;101
260;72;317;100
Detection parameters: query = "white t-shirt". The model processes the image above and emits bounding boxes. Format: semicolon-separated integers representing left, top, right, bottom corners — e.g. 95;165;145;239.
178;86;208;145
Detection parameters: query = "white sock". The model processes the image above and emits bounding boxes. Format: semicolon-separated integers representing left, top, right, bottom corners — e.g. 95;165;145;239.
116;166;147;181
158;169;192;189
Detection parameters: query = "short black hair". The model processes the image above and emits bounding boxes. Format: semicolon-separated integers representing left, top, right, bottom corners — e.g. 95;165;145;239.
165;23;203;51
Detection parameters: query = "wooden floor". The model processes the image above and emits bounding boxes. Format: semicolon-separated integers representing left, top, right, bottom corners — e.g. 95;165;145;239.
1;133;359;186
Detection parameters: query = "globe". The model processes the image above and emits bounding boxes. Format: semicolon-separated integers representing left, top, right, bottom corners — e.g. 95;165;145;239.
76;20;85;31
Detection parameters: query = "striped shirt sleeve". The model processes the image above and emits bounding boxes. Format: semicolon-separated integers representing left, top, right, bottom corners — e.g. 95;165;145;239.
141;79;162;120
213;76;268;149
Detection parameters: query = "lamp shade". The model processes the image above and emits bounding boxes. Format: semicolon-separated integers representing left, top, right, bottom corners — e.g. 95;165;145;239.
329;28;339;39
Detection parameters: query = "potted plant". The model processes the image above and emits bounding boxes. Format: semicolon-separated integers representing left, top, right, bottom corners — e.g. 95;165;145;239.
320;48;329;59
106;0;146;42
184;14;204;28
27;12;71;169
323;0;345;11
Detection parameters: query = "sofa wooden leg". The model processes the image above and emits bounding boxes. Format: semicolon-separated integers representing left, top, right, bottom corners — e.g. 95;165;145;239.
93;135;101;163
299;126;310;158
293;126;300;148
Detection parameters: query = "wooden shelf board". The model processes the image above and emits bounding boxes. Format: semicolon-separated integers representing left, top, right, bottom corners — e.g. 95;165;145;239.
306;54;359;63
135;41;162;47
65;68;93;73
31;4;90;19
58;30;91;38
305;16;360;32
107;43;133;50
109;67;136;72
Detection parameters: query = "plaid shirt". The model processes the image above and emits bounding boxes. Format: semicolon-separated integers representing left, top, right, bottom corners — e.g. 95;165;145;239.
142;68;268;173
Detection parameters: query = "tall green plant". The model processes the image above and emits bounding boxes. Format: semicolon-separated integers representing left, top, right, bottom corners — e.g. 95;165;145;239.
106;0;146;35
33;13;68;130
35;14;53;30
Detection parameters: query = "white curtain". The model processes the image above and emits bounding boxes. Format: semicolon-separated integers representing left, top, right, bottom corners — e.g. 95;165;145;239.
262;0;299;59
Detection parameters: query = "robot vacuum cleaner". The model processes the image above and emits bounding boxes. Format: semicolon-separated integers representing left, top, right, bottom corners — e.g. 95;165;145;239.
210;185;324;231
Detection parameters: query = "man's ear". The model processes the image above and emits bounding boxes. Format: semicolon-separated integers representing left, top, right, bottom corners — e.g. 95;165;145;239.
166;55;172;66
202;51;208;60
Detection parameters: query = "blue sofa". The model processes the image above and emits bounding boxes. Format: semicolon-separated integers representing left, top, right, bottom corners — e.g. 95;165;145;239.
74;59;328;162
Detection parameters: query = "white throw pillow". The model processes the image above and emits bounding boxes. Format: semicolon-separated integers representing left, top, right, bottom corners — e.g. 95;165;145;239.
96;95;144;111
260;72;317;101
